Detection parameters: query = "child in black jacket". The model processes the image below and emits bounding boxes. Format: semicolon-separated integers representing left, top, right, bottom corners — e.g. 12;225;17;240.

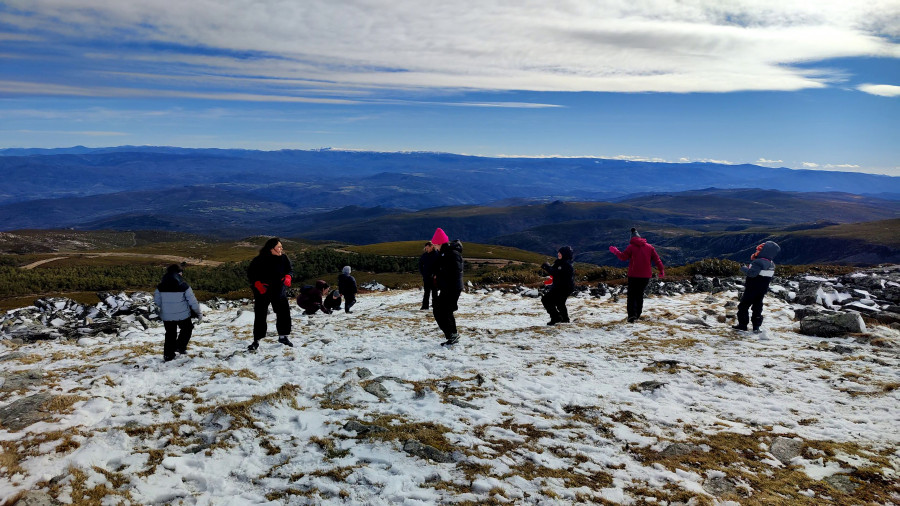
733;241;780;333
541;246;575;325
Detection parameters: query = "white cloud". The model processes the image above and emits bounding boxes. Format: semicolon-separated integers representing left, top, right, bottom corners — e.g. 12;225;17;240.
3;0;899;95
756;158;783;164
857;84;900;97
802;162;820;168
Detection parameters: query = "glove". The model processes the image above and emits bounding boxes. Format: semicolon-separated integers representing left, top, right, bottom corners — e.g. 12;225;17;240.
658;271;665;279
283;275;292;287
541;262;551;270
195;314;203;324
609;246;618;254
254;281;268;294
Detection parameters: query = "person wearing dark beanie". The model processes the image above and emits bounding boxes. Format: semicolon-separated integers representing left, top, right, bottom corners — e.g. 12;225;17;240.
610;227;665;323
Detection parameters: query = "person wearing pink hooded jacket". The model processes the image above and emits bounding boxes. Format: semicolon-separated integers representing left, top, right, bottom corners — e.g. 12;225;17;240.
609;228;665;323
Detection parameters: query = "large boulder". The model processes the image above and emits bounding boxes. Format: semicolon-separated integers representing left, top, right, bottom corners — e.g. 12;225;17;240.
799;312;866;337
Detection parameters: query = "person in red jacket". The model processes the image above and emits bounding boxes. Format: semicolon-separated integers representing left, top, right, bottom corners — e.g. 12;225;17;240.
610;228;665;323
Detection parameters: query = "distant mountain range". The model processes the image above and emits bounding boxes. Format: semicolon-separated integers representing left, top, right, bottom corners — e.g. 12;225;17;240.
1;146;898;265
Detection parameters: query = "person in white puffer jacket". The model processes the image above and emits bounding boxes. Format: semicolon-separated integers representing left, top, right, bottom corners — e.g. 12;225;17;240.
153;264;202;361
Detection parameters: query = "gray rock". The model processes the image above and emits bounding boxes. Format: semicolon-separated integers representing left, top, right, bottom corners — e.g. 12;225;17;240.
356;367;373;379
634;380;667;392
799;312;866;337
830;345;856;355
660;442;704;457
13;491;60;506
0;392;55;431
447;398;481;410
0;370;44;392
402;439;455;463
703;476;737;496
0;352;26;363
342;420;387;436
873;311;900;325
795;282;822;305
363;381;390;400
824;474;858;494
770;437;803;465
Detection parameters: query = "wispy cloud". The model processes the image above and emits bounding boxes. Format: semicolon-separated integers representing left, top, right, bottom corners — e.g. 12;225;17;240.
756;158;784;164
2;1;898;98
9;129;128;136
857;84;900;97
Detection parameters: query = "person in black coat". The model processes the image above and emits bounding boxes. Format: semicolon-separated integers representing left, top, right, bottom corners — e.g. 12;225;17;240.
297;280;332;315
418;241;439;310
247;237;294;351
337;266;358;313
541;246;575;325
431;229;464;346
324;289;342;312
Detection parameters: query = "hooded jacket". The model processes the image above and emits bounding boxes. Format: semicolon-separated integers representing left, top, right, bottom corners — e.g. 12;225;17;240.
542;246;575;295
741;241;780;278
611;237;665;279
247;252;294;298
435;240;464;292
297;281;330;313
419;249;439;278
338;272;358;297
153;272;202;322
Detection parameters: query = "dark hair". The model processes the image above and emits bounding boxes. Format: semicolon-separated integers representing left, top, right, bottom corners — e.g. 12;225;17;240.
260;237;281;255
166;264;183;275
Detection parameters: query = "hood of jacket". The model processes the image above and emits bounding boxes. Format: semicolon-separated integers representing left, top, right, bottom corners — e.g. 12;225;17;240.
629;237;649;248
757;241;780;260
157;272;188;292
558;245;574;262
443;239;463;254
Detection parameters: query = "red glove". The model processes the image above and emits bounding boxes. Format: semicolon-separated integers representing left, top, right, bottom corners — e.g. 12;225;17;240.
658;270;665;279
283;275;292;287
609;245;618;254
254;281;268;294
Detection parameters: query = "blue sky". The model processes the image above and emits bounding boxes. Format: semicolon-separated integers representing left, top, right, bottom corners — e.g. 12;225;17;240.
1;0;898;175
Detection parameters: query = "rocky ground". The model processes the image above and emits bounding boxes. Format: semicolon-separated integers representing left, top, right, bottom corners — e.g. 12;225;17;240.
1;267;898;505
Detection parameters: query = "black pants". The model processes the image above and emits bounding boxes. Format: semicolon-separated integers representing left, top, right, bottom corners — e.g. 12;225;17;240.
163;318;193;360
737;281;769;329
422;277;435;308
254;294;291;340
541;290;570;323
433;289;461;338
627;277;651;320
344;295;356;313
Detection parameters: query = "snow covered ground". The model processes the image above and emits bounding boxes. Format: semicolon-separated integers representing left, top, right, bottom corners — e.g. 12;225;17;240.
2;288;898;504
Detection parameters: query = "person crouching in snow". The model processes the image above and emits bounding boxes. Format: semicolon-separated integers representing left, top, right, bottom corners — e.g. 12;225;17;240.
247;237;294;350
541;246;575;325
610;228;665;323
431;228;464;346
338;266;358;313
324;289;342;313
733;241;780;333
154;264;202;362
297;280;332;315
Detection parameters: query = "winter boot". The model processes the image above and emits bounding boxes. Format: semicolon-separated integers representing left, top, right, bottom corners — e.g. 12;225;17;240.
751;316;763;333
247;340;260;351
441;333;460;346
278;336;294;347
731;324;748;331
